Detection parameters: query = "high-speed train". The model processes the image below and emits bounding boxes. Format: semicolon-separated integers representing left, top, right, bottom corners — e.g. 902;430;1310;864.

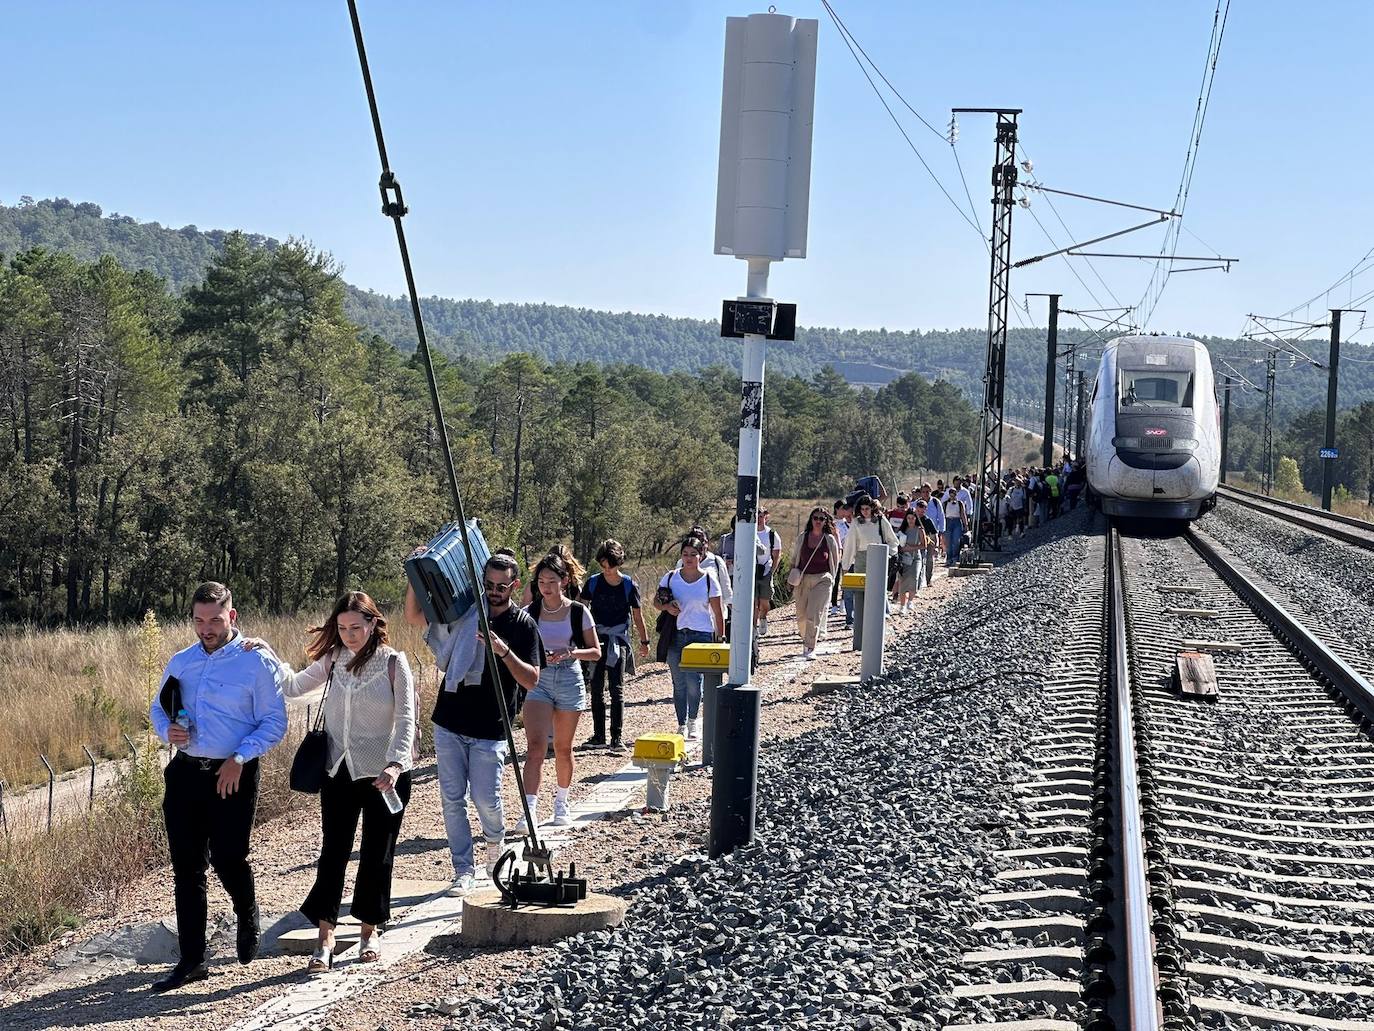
1085;334;1220;520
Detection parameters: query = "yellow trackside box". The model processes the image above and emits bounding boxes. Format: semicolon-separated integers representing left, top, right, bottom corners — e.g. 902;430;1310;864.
633;733;685;763
679;643;730;671
841;572;866;590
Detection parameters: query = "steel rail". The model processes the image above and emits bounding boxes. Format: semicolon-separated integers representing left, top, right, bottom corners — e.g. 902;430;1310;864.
1186;526;1374;725
1107;527;1163;1031
1216;483;1374;550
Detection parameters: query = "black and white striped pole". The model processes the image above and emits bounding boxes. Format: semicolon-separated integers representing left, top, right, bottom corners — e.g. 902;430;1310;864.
708;10;817;859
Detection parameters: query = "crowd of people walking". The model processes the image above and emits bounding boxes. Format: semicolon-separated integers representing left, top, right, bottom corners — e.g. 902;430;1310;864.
143;467;1081;989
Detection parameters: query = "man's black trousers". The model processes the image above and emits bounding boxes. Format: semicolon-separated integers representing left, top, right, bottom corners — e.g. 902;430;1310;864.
163;753;260;967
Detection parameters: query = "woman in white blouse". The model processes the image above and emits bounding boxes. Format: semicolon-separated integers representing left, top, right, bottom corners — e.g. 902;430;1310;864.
253;591;415;973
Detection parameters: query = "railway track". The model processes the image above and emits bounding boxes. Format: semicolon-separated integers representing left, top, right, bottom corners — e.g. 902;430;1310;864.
1216;484;1374;552
954;521;1374;1031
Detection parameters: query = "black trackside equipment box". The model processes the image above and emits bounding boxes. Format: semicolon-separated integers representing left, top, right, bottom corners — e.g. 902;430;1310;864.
404;520;493;626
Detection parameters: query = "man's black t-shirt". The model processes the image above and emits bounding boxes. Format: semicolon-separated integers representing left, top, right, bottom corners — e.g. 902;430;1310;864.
917;515;938;541
432;605;544;740
583;573;642;628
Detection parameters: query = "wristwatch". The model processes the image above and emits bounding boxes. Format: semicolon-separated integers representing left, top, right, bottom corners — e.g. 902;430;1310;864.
232;753;246;766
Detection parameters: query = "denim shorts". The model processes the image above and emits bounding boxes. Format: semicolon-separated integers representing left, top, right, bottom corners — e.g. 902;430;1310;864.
526;658;588;712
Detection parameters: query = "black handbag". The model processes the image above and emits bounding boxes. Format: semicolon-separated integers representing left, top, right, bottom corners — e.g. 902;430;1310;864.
654;572;677;663
289;660;335;794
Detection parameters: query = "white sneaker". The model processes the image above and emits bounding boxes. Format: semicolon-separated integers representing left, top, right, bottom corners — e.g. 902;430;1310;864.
678;723;688;739
829;604;843;616
688;718;702;740
756;619;768;637
512;808;537;834
801;647;814;660
444;873;477;896
551;797;574;827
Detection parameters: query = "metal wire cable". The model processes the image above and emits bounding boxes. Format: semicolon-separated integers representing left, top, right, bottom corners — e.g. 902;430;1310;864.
820;1;986;240
1137;0;1231;327
345;0;545;856
1276;246;1374;321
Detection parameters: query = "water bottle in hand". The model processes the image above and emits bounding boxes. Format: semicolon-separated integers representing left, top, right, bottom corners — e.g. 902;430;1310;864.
175;708;194;744
380;786;403;815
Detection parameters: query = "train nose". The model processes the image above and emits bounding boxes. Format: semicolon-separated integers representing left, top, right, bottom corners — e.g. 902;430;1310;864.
1152;455;1205;500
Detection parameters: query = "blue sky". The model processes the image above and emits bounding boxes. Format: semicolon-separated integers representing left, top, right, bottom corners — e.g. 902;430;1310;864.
3;1;1372;339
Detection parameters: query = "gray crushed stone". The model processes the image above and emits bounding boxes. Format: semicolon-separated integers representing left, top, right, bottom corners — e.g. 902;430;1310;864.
438;513;1097;1030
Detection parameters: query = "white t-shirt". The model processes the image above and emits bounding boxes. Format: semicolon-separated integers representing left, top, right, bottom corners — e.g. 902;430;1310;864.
659;570;721;634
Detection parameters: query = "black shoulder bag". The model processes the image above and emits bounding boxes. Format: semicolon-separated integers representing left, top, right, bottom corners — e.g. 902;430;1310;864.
654;572;677;664
289;659;336;794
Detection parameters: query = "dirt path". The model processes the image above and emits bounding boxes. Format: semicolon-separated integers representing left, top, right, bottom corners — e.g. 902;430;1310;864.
0;568;974;1030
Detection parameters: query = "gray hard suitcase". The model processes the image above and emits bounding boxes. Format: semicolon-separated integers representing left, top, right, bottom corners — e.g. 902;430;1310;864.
405;520;493;625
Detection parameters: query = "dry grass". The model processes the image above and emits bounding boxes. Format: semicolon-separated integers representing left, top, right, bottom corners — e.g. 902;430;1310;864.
1227;474;1374;522
0;610;441;789
0;744;166;954
0;610;450;955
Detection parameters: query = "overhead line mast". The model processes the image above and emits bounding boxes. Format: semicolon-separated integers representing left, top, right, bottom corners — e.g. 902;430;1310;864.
953;107;1021;559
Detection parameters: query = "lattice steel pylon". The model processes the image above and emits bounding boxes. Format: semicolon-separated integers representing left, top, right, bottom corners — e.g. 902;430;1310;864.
956;108;1021;558
1261;352;1277;494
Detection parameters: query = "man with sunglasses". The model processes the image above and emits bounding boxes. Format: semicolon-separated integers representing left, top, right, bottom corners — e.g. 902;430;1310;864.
404;553;543;895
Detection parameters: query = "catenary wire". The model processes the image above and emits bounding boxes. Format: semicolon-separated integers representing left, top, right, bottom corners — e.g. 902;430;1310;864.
1137;0;1231;328
820;1;987;241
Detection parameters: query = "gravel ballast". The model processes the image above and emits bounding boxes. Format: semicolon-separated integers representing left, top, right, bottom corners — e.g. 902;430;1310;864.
1198;500;1374;681
432;514;1098;1031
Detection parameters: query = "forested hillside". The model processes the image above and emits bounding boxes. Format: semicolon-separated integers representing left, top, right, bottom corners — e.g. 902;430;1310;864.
7;197;1374;416
0;237;979;624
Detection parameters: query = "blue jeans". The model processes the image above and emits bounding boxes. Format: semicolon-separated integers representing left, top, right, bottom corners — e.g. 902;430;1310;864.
946;522;964;565
433;725;507;877
667;628;714;726
527;658;587;711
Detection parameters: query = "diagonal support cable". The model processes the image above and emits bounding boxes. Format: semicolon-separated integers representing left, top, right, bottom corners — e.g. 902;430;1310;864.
345;0;546;859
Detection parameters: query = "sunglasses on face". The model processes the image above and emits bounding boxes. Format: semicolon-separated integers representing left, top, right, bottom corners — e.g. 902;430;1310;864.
483;580;514;592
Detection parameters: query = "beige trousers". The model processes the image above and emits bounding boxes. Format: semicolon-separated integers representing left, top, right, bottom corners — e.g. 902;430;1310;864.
796;572;835;650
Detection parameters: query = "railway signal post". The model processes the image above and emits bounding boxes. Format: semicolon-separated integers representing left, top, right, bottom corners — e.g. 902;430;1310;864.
710;10;817;859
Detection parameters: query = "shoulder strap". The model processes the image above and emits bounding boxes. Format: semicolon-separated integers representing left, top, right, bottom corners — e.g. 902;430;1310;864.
313;658;337;732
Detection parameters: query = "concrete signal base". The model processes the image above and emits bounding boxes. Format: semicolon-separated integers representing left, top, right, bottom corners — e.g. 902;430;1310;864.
459;889;627;946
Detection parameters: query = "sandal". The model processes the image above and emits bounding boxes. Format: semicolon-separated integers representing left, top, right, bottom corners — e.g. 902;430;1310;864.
358;933;381;963
307;944;335;974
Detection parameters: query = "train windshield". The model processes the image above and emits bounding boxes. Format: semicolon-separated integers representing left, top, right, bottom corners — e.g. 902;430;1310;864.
1118;369;1193;410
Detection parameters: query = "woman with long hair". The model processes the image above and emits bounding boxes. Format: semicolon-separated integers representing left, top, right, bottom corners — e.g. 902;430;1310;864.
895;508;929;612
522;543;586;607
789;507;839;659
839;493;900;583
516;552;601;831
655;534;725;739
250;591;415;973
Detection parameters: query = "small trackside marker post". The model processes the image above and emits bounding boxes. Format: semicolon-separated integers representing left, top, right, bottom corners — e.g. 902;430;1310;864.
860;543;888;682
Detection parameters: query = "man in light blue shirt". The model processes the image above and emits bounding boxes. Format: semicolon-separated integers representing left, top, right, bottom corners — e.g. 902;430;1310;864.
147;581;287;993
